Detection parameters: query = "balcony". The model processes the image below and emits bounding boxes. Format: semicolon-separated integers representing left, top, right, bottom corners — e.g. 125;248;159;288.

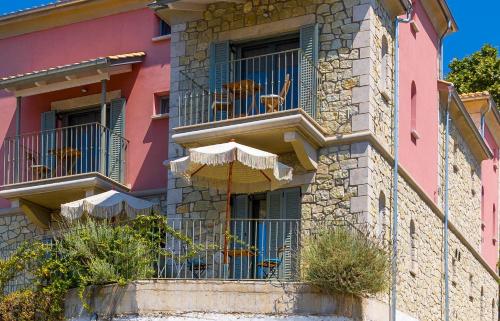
173;49;326;170
0;123;128;227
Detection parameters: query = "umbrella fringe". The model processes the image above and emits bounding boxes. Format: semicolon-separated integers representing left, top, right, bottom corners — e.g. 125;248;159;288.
181;175;283;194
189;148;277;170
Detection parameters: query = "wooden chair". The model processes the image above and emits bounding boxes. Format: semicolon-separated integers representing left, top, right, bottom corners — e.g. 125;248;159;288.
260;74;291;113
24;149;51;180
211;92;234;120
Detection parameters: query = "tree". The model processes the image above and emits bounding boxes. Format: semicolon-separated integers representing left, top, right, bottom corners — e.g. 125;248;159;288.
446;44;500;107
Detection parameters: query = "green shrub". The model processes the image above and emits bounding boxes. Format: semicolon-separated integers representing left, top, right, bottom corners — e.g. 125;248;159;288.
302;227;389;296
0;289;36;321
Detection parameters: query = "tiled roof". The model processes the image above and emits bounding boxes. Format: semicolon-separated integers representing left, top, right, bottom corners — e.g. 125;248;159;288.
0;52;146;82
459;91;491;99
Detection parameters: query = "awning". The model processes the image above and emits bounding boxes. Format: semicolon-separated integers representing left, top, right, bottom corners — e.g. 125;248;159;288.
60;190;157;220
0;52;145;97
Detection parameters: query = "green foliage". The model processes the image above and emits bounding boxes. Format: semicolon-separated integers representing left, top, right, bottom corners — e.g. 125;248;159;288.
0;214;193;320
446;44;500;106
302;227;389;296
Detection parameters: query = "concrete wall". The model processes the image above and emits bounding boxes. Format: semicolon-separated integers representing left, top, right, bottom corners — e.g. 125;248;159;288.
0;8;170;208
65;279;419;321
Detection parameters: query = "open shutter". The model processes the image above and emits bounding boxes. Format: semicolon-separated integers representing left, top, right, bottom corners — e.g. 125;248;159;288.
231;195;249;279
109;98;126;183
282;187;301;280
264;190;282;277
40;111;56;172
299;24;319;118
209;41;231;121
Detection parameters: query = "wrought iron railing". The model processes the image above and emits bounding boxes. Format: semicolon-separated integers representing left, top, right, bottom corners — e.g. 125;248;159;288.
0;218;364;294
176;48;323;127
2;123;128;186
157;218;301;280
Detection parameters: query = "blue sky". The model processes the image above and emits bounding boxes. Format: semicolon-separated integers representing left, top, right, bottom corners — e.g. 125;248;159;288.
1;0;498;75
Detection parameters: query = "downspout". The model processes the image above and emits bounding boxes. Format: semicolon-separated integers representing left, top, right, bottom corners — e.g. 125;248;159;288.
391;5;412;321
444;84;453;321
480;99;492;137
440;19;453;321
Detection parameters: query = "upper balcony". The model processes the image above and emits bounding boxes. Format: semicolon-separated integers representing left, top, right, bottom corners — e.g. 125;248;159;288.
0;53;143;228
172;48;326;170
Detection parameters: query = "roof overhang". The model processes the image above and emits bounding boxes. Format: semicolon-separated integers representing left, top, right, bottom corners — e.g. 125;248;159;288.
0;0;151;39
0;52;145;97
438;80;493;162
149;0;243;24
460;92;500;149
379;0;412;18
420;0;458;37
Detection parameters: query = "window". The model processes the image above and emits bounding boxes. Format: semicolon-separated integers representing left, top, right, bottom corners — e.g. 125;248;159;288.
410;219;417;275
381;36;389;96
451;257;456;287
410;81;418;143
377;192;386;240
159;20;171;36
160;96;170;114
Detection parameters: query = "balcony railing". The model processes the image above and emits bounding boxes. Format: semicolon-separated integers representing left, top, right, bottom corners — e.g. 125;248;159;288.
176;48;323;127
157;218;301;280
2;123;128;186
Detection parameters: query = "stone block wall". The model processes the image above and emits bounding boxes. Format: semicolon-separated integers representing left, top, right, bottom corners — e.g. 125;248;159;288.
0;213;47;255
369;143;498;321
438;105;482;251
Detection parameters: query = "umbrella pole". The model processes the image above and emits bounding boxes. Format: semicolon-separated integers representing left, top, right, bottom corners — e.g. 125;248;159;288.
223;161;234;279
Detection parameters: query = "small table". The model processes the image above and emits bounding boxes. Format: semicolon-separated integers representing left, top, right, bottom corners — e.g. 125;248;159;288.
50;147;81;175
223;80;261;116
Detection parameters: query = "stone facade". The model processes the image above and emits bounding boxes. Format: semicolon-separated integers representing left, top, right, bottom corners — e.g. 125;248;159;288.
437;105;483;251
0;212;47;255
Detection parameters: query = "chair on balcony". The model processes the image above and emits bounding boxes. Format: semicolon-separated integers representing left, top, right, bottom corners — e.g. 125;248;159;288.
211;92;234;121
24;148;51;180
260;74;291;113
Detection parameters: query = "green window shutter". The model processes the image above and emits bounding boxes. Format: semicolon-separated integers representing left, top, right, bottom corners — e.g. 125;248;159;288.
209;41;231;94
282;187;301;280
299;24;319;118
266;190;283;274
40;111;56;170
109;98;126;183
231;195;249;279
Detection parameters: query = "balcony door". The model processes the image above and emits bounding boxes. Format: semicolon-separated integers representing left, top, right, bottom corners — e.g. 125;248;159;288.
230;187;300;279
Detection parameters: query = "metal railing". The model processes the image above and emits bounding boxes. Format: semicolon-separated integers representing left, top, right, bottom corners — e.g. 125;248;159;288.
177;48;323;127
2;123;128;186
0;218;365;293
157;218;301;280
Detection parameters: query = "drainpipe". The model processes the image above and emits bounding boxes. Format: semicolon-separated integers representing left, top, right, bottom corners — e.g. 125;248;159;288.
439;19;452;321
480;99;492;137
391;6;412;321
444;84;454;321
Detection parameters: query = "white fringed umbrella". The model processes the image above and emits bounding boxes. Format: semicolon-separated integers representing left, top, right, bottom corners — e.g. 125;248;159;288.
168;140;293;273
60;190;157;220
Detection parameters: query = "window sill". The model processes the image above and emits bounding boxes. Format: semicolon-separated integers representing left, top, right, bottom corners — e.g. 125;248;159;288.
152;113;169;120
411;129;420;141
152;35;171;43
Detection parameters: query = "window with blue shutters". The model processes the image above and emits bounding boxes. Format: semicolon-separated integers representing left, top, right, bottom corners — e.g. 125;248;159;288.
299;24;319;118
109;98;126;183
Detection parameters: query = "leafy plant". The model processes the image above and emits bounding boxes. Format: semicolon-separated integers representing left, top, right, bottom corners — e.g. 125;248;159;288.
447;44;500;106
302;227;389;296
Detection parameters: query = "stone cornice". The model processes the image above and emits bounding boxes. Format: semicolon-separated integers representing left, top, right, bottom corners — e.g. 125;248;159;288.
325;131;500;281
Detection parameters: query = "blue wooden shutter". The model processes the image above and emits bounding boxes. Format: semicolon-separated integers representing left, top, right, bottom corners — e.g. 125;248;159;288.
40;111;56;171
209;41;231;121
231;195;249;279
109;98;126;183
299;24;319;118
282;187;301;279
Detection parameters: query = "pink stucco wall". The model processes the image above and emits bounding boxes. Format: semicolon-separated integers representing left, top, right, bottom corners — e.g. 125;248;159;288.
398;0;440;201
0;8;170;208
481;126;499;270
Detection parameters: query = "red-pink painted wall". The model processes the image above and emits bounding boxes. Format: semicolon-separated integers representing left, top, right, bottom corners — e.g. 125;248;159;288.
481;126;499;270
398;0;440;200
0;8;170;208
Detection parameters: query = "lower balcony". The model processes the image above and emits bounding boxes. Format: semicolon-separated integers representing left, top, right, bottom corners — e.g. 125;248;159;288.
0;123;128;228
